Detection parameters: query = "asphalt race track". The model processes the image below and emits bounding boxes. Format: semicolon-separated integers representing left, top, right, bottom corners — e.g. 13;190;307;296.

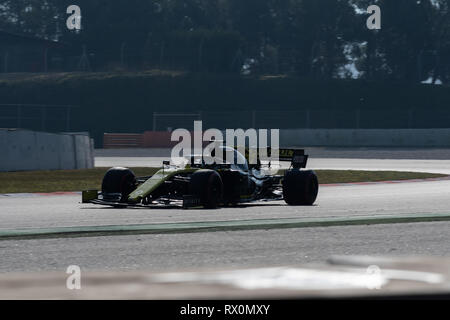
2;179;450;230
2;221;450;273
1;178;450;273
96;156;450;174
1;149;450;273
95;147;450;174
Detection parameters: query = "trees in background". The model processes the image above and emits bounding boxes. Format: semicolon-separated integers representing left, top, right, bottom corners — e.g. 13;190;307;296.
0;0;449;83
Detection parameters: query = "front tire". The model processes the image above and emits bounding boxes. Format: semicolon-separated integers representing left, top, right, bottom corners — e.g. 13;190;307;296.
282;169;318;206
101;167;137;202
190;170;223;209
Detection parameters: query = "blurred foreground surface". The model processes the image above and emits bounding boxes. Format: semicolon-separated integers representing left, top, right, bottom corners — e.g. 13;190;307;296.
1;256;449;299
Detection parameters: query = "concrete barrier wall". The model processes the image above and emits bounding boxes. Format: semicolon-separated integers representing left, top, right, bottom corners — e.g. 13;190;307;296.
280;129;450;147
0;129;95;172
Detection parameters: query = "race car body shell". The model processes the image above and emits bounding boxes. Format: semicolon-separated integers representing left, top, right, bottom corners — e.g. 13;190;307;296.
128;167;197;202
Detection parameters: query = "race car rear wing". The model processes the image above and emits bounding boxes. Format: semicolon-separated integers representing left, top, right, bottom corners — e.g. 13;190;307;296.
276;148;308;169
242;147;308;169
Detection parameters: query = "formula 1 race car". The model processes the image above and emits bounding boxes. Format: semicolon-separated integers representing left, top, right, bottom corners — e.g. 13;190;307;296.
82;147;318;209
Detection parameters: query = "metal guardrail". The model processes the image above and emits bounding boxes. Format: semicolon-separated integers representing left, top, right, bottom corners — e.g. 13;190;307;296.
151;109;448;131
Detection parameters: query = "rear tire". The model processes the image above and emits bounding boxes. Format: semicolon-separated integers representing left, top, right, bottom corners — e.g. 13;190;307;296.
101;167;137;202
282;169;318;206
190;170;223;209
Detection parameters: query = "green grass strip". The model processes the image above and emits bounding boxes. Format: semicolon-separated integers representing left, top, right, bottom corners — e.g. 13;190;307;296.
0;168;445;194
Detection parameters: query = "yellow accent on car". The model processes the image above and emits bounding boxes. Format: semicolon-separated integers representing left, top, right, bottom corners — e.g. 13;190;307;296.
128;167;198;202
82;190;99;203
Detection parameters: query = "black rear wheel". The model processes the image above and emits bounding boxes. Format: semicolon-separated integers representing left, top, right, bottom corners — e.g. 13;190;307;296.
190;170;223;209
282;169;318;206
101;167;137;202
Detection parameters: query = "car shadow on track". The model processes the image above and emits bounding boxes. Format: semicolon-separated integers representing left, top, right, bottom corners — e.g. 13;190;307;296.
79;202;318;211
